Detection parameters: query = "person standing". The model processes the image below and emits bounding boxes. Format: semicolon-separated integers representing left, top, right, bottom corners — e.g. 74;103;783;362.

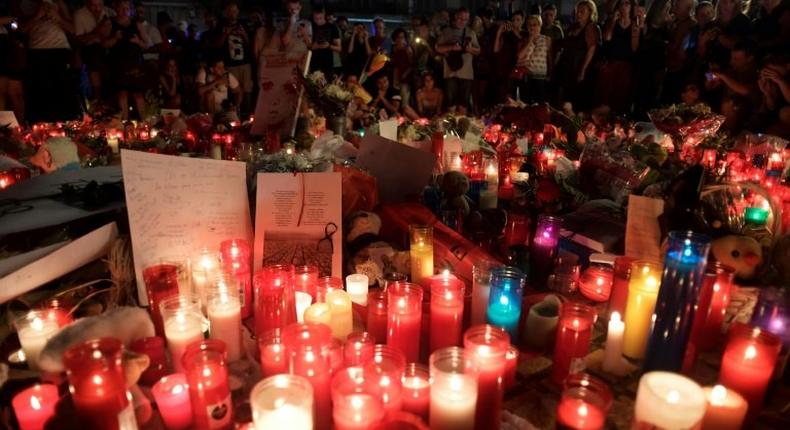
213;1;252;114
595;0;641;113
74;0;112;101
282;0;312;60
520;14;552;104
436;7;480;114
309;5;341;79
494;10;525;101
554;0;600;111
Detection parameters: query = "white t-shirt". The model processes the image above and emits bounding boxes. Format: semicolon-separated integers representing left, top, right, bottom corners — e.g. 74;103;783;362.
73;6;108;36
28;19;70;50
196;69;240;111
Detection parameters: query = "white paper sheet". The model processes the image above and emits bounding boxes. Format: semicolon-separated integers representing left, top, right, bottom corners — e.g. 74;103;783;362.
379;119;398;141
122;150;252;304
0;223;118;304
253;172;342;277
625;195;665;262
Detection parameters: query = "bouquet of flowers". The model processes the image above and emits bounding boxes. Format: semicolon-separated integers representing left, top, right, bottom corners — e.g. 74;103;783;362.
649;103;725;138
300;71;353;117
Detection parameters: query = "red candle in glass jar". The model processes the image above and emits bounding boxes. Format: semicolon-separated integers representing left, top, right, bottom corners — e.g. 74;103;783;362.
718;323;781;422
608;256;636;317
283;322;334;430
295;265;319;300
143;263;181;337
344;332;376;367
219;239;253;318
37;298;73;328
689;263;735;353
578;266;614;302
555;373;611;430
387;283;423;363
12;384;58;430
331;367;386;430
130;336;169;386
552;302;596;384
182;339;233;430
363;345;406;415
367;290;388;343
464;324;509;430
151;373;193;430
259;328;289;377
315;276;344;303
430;276;465;353
64;338;137;429
504;212;530;247
254;271;291;338
401;363;430;421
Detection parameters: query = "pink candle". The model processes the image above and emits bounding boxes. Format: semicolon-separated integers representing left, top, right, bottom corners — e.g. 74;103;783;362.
344;332;376;367
364;345;406;415
253;270;292;338
430;276;465;353
219;239;253;318
12;384;58;430
387;283;423;362
504;345;519;390
367;290;389;345
555;373;611;430
331;367;386;430
283;323;334;430
151;373;193;430
552;302;596;384
401;363;430;422
718;323;781;423
259;328;289;377
464;324;509;430
182;340;233;430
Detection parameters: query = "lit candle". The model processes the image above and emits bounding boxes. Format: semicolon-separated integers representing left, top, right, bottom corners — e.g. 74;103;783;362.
363;345;406;414
315;276;343;303
346;274;370;305
530;215;562;289
282;323;333;430
504;345;519;390
151;374;193;430
429;347;478;430
259;329;288;377
207;284;242;362
331;367;386;430
556;374;612;430
295;291;313;323
343;332;376;367
12;384;58;430
367;290;388;342
718;323;781;422
448;153;463;172
634;371;706;429
701;385;747;430
219;239;253;318
38;298;74;328
251;374;314;430
253;267;295;338
143;263;182;337
430;274;465;353
329;338;345;373
607;256;637;318
402;363;430;421
464;325;509;430
702;148;718;170
486;267;526;339
64;338;137;428
552;302;596;384
484;158;499;187
601;312;625;374
687;263;735;356
622;260;662;359
326;290;354;340
190;249;220;309
578;266;614;302
161;297;205;373
409;225;434;285
107;131;120;154
130;336;169;386
304;303;332;326
294;265;319;299
387;283;424;362
182;340;233;429
471;261;498;326
14;311;59;370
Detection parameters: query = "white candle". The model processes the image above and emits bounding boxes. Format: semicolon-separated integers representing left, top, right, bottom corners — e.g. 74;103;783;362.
635;371;706;429
601;312;625;374
430;373;478;430
191;250;220;309
326;290;353;340
164;310;204;372
251;375;313;430
447;152;463;172
345;274;369;305
295;292;313;323
15;312;59;370
304;303;332;326
107;136;120;154
484;159;498;187
207;290;242;362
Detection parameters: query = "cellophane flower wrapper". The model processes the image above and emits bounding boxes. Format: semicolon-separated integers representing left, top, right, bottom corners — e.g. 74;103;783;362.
578;139;650;205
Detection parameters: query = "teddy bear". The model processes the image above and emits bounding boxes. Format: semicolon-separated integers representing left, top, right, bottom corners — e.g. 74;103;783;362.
437;171;473;217
345;211;410;281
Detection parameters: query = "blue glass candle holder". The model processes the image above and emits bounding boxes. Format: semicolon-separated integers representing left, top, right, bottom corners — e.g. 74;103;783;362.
643;231;711;372
486;266;526;338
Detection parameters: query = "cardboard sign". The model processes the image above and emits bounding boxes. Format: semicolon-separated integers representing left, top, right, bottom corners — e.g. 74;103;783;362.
356;135;436;203
253;172;342;277
122;150;252;304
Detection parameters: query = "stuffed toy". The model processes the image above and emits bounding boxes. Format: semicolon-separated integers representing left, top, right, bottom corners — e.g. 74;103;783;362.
29;137;80;173
437;171;473;217
345;211;410;280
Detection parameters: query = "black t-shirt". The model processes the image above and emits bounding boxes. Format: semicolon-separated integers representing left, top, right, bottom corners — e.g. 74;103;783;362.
221;21;250;66
311;22;340;72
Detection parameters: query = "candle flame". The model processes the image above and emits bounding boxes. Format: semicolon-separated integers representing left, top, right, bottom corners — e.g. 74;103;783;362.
93;375;103;385
380;375;391;387
667;390;680;404
351;395;364;409
646;276;658;288
499;295;509;306
596;277;604;286
92;350;103;359
713;283;720;292
203;367;212;377
30;395;42;410
711;385;728;406
31;317;44;331
744;345;757;360
449;375;463;391
611;312;621;323
578;404;588;417
172;384;184;395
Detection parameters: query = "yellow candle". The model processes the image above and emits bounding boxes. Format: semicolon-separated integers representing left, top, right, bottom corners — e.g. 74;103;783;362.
410;225;434;284
326;290;353;340
303;303;332;327
622;260;662;359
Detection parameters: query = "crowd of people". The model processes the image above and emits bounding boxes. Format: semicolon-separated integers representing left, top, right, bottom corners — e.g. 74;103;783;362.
0;0;788;137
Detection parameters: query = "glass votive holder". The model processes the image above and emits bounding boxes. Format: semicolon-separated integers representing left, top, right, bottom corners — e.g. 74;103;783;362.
578;265;614;302
402;363;430;421
259;328;288;378
409;225;434;285
64;338;135;428
344;332;376;367
471;260;500;327
367;289;388;342
556;373;612;430
190;248;221;308
607;256;637;317
160;295;206;373
363;344;407;415
14;310;59;370
294;264;320;299
12;383;58;430
330;338;345;373
429;277;465;353
36;297;74;328
486;266;526;339
504;212;530;247
282;322;334;430
372;412;430;430
182;339;232;429
463;324;510;429
130;336;169;386
530;214;562;290
295;291;313;323
381;272;408;290
251;374;314;430
253;270;292;339
219;238;252;274
622;260;662;360
504;345;519;390
552;302;596;384
634;371;706;429
387;282;424;363
143;263;182;337
151;373;193;430
331;367;386;430
315;276;344;303
547;256;580;294
429;347;479;430
205;284;243;362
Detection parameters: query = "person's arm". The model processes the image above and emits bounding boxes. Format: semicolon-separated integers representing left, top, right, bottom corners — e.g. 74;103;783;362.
578;24;599;82
713;72;751;96
494;25;505;53
197;73;225;96
765;69;790;103
416;89;425;115
330;37;341;52
363;31;373;55
465;32;480;56
329;26;341;52
435;30;459;54
631;18;641;51
102;28;122;48
347;31;356;53
546;37;554;77
254;27;264;59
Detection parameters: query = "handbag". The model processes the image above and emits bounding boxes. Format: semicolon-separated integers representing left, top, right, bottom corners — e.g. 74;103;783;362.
445;28;466;72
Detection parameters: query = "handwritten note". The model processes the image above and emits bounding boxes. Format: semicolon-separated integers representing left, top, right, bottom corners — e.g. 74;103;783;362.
122;150;252;304
253;172;342;278
625;195;665;262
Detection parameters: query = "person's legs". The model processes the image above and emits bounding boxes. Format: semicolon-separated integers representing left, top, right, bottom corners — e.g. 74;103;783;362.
456;78;472;115
132;92;147;119
118;90;129;120
445;77;459;112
